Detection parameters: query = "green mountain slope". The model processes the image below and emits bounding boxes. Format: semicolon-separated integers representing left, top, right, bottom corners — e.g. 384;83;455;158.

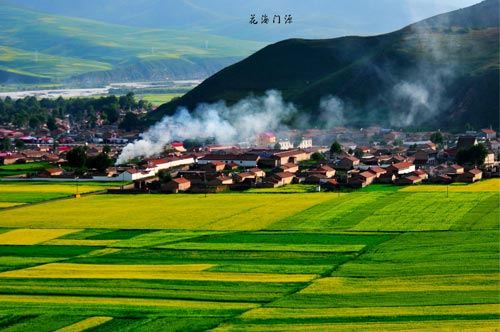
0;2;266;83
153;0;499;130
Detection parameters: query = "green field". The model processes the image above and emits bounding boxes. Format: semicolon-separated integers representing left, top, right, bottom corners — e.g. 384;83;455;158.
0;179;497;331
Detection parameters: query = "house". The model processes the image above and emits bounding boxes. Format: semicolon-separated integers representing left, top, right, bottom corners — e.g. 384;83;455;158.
408;169;428;180
396;175;423;185
433;174;452;184
384;131;406;141
367;166;387;178
414;149;438;165
336;155;360;170
198;153;260;168
204;161;226;173
357;171;377;185
296;138;313;149
279;163;299;173
307;164;336;178
323;179;339;191
457;136;477;150
256;133;276;147
478;128;496;140
457;168;483;183
39;167;65;177
276;140;293;150
386;162;415;176
304;173;329;184
270;172;295;186
225;162;240;170
272;149;309;166
377;173;396;184
119;168;155;181
162;177;191;193
446;164;464;176
207;175;233;186
234;172;256;183
249;167;265;178
0;153;26;165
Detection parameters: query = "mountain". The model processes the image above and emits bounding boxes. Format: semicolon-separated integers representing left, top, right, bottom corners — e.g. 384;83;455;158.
9;0;481;42
0;2;265;84
152;0;499;131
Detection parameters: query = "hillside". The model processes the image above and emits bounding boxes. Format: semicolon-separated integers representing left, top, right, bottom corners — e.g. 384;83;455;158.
152;0;499;131
0;2;265;84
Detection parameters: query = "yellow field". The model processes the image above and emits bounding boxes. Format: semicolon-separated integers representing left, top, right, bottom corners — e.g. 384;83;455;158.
239;304;500;320
0;229;81;245
0;263;318;283
0;202;24;208
0;294;258;310
211;320;500;332
54;316;113;332
43;239;118;246
0;193;336;230
399;178;500;192
0;183;113;195
300;274;499;294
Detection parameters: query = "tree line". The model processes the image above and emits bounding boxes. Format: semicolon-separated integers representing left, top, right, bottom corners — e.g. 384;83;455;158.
0;92;150;132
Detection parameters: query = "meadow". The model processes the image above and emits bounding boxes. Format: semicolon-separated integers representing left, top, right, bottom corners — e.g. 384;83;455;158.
0;179;497;331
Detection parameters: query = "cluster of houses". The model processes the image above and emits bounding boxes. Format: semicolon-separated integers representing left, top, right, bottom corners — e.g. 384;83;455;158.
1;126;498;193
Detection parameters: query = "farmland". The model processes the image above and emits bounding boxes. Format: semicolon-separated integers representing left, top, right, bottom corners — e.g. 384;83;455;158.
0;179;497;331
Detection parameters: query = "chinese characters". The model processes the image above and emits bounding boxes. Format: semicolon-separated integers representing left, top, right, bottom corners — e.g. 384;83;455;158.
250;14;292;24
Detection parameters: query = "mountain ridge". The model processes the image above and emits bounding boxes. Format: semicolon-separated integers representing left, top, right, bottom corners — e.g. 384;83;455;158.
152;0;499;130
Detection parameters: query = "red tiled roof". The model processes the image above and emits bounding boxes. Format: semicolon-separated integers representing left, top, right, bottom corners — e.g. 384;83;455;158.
173;177;190;184
469;168;482;175
359;171;376;178
391;162;414;169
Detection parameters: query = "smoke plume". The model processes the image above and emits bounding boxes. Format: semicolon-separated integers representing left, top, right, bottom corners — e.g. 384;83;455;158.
318;95;347;127
116;90;297;164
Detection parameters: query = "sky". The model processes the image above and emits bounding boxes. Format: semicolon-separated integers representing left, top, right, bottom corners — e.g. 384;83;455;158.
9;0;483;41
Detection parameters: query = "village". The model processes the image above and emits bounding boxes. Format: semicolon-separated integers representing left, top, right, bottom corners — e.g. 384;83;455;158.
1;124;498;193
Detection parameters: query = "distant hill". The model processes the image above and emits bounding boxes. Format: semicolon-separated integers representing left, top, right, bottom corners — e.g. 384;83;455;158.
9;0;481;42
0;2;265;84
152;0;499;131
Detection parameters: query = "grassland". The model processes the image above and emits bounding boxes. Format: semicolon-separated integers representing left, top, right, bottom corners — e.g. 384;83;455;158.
0;178;497;331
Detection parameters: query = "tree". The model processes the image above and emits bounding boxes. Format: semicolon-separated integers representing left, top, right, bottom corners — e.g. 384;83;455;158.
330;141;342;159
354;148;364;159
456;144;488;167
274;142;282;150
14;139;25;150
86;152;112;173
119;112;141;131
1;137;11;151
311;151;326;161
430;131;444;145
66;146;87;168
46;116;58;132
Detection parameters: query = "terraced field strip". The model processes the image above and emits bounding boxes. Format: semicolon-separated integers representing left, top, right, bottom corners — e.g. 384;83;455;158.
158;242;365;252
300;274;500;294
42;239;119;246
54;316;113;332
210;320;500;332
0;229;81;245
399;178;500;192
112;230;227;248
0;263;318;282
0;193;336;229
0;294;259;311
0;182;118;204
238;304;500;321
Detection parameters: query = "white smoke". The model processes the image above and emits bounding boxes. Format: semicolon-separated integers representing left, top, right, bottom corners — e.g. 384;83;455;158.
116;90;297;164
318;95;346;127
